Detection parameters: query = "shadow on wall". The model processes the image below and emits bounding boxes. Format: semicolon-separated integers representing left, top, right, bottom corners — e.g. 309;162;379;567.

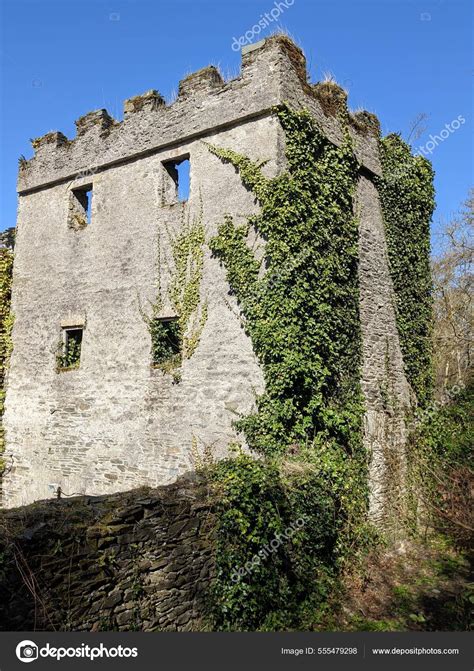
0;474;214;632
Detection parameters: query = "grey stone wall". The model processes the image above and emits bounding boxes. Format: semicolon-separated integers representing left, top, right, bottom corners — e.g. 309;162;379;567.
3;112;278;507
0;476;213;631
356;175;413;524
3;35;413;519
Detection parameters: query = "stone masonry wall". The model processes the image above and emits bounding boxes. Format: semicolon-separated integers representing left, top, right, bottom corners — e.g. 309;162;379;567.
356;175;413;524
0;475;213;631
2;35;413;521
3;108;279;507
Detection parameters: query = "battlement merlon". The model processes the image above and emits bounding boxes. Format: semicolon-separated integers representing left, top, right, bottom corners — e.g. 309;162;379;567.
17;36;381;193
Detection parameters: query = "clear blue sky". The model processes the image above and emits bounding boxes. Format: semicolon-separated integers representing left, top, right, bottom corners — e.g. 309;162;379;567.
1;0;473;244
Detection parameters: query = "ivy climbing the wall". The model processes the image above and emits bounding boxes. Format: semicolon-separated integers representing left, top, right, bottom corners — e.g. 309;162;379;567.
168;208;208;360
208;104;364;458
377;134;435;406
144;207;208;377
206;104;373;629
0;248;14;473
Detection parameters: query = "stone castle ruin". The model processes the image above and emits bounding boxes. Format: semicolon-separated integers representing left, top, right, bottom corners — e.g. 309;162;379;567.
2;36;413;514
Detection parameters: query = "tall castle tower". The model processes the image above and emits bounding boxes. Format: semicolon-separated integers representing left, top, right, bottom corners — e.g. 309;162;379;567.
2;37;414;515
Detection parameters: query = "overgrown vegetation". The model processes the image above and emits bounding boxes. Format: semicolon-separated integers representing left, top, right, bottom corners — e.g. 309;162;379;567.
56;333;82;371
205;104;372;629
208;446;373;630
342;189;473;629
378;134;435;406
409;382;473;548
431;190;473;392
205;107;470;633
340;381;473;633
0;248;14;473
208;104;364;458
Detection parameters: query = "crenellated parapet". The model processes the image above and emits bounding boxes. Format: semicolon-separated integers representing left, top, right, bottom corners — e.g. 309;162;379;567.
18;35;381;193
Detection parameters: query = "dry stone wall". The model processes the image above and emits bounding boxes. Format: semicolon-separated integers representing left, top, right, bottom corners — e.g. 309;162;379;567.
0;475;214;631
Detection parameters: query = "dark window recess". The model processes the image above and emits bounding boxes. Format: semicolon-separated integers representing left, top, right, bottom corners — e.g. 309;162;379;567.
70;185;93;228
162;156;190;203
58;328;83;370
151;317;181;365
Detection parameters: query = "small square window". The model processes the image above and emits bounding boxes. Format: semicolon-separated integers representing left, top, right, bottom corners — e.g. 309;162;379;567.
162;156;190;204
69;185;93;229
150;317;181;366
57;327;83;370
